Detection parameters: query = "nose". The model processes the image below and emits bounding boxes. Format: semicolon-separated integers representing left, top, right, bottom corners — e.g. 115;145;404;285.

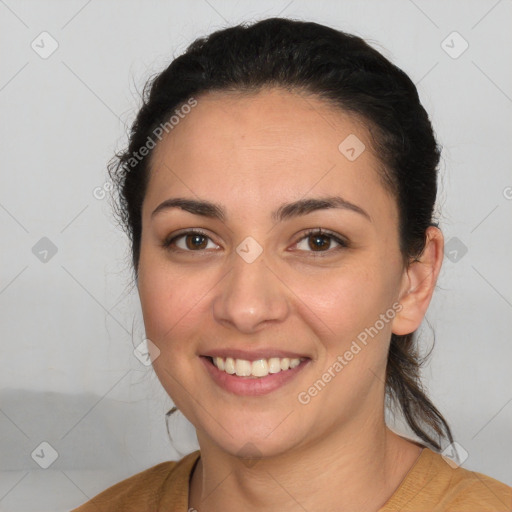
212;249;290;334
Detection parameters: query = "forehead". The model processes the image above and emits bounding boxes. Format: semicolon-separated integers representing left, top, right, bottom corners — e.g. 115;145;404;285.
151;88;370;167
145;88;396;224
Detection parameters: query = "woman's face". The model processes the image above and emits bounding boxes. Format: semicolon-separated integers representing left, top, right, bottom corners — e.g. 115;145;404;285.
138;88;408;458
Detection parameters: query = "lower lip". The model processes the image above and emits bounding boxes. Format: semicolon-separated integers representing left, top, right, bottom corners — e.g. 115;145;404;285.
201;356;310;396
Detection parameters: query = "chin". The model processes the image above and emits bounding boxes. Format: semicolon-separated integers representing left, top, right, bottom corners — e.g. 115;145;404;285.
195;412;310;461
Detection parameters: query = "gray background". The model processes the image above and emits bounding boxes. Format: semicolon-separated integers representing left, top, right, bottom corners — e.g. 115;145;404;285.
1;0;511;510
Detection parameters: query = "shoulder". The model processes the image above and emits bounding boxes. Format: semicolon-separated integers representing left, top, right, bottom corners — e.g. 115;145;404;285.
439;466;512;511
381;447;511;511
70;450;200;512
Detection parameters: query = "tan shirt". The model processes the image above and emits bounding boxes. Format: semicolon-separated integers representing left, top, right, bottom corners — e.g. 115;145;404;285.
71;447;512;511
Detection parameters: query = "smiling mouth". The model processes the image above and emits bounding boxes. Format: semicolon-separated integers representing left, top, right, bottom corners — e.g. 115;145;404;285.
205;355;308;378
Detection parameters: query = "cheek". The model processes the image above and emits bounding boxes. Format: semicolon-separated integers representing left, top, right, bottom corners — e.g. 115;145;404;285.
138;266;202;345
291;260;401;388
294;264;387;338
137;260;213;413
137;250;224;365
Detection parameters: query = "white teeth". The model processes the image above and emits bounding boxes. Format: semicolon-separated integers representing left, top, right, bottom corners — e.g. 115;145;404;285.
290;358;300;368
251;359;269;377
268;357;282;373
235;359;252;377
225;357;236;374
211;356;304;377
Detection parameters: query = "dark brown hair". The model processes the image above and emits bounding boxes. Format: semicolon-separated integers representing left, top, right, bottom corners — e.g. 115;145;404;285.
109;17;453;451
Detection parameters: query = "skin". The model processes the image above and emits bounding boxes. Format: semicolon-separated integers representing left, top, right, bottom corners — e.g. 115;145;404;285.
137;88;444;511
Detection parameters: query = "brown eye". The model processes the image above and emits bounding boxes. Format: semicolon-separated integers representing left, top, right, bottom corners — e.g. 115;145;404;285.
163;230;218;252
307;233;332;251
294;229;347;255
183;233;208;250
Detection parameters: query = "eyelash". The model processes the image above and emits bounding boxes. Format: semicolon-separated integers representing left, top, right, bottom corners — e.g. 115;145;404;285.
162;228;348;256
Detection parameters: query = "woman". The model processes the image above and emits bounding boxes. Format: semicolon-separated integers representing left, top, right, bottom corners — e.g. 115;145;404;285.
72;17;511;512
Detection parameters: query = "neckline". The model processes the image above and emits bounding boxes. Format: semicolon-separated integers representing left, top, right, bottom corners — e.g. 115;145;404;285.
379;446;437;510
184;445;434;511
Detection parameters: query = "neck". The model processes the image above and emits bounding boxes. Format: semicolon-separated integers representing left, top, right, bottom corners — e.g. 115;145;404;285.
189;418;423;512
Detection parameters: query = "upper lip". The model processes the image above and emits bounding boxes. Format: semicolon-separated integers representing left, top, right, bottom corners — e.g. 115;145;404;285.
201;348;310;361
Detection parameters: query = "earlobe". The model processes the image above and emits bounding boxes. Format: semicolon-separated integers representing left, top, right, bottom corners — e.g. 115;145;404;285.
392;227;444;336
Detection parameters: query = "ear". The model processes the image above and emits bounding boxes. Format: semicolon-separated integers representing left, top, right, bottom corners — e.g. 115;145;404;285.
392;226;444;336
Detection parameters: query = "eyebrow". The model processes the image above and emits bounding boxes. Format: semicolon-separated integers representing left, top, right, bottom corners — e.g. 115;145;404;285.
151;195;371;223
